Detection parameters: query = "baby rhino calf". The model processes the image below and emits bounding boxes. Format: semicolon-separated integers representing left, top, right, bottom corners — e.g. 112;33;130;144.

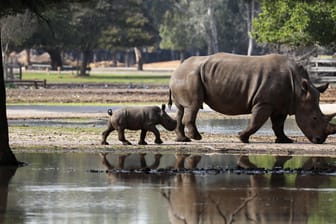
101;104;176;145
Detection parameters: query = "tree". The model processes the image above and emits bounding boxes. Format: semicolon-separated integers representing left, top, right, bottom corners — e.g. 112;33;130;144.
159;0;206;60
253;0;336;52
0;11;37;69
99;0;159;70
159;0;252;58
0;0;88;166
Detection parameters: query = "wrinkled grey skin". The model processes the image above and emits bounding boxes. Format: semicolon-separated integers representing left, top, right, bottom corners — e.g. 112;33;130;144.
168;53;336;144
101;104;176;145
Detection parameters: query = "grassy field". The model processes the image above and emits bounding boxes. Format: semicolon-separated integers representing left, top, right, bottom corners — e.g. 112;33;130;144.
22;71;171;85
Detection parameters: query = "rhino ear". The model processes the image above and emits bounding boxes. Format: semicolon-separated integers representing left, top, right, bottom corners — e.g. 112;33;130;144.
301;79;309;94
161;104;166;111
316;83;329;93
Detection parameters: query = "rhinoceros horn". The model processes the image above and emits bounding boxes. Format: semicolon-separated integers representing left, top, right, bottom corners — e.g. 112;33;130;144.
325;113;336;135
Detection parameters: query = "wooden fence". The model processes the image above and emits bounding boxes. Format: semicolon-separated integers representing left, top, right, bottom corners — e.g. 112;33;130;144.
308;56;336;82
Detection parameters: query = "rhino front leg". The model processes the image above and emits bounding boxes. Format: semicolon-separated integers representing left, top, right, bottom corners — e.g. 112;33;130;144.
117;129;132;145
239;104;271;143
149;126;163;144
184;107;202;140
175;104;191;142
271;114;293;143
138;129;148;145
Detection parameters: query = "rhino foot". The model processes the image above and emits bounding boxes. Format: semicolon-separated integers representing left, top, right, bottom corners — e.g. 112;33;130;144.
275;137;293;143
239;134;249;143
175;136;191;142
138;140;148;145
122;141;132;145
155;139;163;144
101;141;109;145
188;132;202;140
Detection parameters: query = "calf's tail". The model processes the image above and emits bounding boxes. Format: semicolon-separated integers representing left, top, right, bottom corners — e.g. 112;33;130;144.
107;109;113;116
168;88;173;110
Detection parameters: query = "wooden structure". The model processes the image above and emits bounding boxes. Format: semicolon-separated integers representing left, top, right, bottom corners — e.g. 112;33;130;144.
4;63;22;80
5;79;47;89
308;56;336;82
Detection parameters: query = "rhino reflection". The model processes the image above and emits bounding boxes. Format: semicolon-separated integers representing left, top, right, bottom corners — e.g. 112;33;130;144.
99;152;163;170
163;156;333;224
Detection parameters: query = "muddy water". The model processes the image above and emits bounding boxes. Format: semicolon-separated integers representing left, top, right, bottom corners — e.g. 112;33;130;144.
1;153;336;223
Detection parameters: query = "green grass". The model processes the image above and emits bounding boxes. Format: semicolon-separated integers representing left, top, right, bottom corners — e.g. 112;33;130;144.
22;71;171;85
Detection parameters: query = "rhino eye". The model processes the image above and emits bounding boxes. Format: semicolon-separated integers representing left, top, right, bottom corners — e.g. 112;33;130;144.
313;116;317;120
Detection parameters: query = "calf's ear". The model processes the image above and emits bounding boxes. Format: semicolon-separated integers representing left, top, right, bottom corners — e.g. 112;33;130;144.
301;79;309;94
161;104;166;111
316;83;329;93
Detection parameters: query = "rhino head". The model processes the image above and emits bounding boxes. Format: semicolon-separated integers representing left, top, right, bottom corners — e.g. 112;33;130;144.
159;104;177;131
295;80;336;144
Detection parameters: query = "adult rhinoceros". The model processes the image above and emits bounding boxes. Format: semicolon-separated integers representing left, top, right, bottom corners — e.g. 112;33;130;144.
168;53;336;144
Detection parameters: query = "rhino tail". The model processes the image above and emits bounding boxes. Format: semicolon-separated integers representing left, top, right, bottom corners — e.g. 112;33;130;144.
107;109;113;116
168;88;173;110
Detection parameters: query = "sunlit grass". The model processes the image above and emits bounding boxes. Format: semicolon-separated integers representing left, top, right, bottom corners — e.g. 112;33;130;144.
22;71;171;85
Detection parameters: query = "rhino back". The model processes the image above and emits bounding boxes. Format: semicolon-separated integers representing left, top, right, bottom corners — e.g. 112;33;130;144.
200;53;296;115
112;106;160;130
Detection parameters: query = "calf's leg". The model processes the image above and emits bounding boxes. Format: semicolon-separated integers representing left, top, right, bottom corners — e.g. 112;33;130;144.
138;129;148;145
149;126;163;144
117;129;131;145
101;122;115;145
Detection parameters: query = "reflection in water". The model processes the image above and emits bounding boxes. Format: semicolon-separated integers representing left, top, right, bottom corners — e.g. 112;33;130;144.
100;154;336;223
3;153;336;223
0;167;17;223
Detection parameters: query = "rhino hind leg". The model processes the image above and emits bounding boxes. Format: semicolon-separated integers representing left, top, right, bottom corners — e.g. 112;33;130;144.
239;104;272;143
175;104;191;142
117;129;132;145
183;107;202;140
271;114;293;143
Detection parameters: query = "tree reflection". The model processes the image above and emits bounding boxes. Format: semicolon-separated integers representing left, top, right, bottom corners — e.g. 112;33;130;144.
0;167;17;222
97;153;336;223
162;155;335;224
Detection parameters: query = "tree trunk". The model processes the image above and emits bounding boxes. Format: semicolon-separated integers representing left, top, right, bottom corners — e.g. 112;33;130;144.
207;0;219;54
45;48;63;70
0;31;20;166
134;47;143;71
179;51;185;63
24;49;31;69
111;51;117;67
78;49;91;76
247;0;255;56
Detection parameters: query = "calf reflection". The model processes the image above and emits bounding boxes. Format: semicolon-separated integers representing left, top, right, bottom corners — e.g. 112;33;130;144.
99;152;162;170
162;156;333;224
